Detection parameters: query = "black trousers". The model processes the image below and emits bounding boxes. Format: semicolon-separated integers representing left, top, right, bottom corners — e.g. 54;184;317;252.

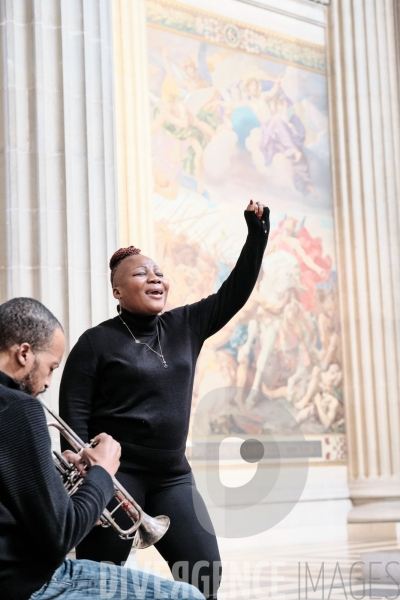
76;470;221;600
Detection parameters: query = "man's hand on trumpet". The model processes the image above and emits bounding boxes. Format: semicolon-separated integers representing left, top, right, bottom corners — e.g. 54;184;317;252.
63;433;121;527
62;432;121;478
61;450;87;476
82;432;121;477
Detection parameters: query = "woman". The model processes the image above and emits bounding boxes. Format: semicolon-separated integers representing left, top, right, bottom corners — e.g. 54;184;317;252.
59;200;270;600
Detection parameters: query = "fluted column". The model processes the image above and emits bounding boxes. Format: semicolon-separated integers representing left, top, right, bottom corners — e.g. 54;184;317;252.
112;0;155;256
329;0;400;500
0;0;118;406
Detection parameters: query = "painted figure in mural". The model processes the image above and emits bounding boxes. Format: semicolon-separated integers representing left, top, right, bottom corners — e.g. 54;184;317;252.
279;297;319;403
266;215;330;311
150;45;221;198
59;201;270;600
164;234;219;306
151;85;213;197
151;39;322;200
258;78;316;196
295;363;344;432
230;76;272;149
229;250;298;411
229;74;315;196
316;290;341;369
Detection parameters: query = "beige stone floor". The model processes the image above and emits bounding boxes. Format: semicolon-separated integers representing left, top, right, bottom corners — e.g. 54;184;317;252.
130;538;400;599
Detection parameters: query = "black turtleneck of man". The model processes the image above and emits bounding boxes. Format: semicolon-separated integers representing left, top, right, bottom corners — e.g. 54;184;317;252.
0;371;114;600
59;208;270;474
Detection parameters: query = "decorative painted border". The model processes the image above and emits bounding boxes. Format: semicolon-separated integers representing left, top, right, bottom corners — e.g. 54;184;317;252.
146;0;326;74
186;434;347;463
316;434;347;462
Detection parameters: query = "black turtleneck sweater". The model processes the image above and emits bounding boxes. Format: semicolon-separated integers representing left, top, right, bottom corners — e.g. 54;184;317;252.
0;371;114;600
60;208;270;474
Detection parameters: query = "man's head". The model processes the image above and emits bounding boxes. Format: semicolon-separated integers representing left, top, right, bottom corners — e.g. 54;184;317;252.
0;298;65;396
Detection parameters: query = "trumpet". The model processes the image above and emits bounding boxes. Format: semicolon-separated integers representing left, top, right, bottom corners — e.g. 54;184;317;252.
38;397;170;549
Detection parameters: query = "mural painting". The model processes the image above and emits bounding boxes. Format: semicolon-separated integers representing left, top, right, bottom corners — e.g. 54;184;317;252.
146;1;344;456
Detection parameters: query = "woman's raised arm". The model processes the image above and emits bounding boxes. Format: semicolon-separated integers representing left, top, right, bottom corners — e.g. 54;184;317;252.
188;202;270;343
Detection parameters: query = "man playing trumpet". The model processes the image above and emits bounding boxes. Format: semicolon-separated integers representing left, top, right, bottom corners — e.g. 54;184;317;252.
0;297;203;600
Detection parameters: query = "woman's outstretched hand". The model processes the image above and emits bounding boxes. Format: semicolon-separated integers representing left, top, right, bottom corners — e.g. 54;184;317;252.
244;199;270;237
245;199;264;219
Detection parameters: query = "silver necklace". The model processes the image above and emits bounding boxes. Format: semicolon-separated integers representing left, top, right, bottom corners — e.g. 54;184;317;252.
118;315;168;368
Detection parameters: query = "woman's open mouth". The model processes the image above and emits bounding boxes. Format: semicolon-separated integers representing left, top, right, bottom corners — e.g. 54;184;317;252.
146;290;163;297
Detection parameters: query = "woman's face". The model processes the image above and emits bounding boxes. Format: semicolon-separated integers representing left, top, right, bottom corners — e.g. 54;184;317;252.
112;254;169;315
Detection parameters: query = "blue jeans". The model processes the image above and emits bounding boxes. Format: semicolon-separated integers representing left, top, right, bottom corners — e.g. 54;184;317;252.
29;559;205;599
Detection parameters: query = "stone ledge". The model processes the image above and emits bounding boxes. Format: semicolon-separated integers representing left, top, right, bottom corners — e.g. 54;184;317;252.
348;501;400;523
348;502;400;542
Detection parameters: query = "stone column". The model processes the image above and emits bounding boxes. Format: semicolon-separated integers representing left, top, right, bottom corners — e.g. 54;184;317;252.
0;0;118;406
112;0;155;257
329;0;400;502
395;0;400;97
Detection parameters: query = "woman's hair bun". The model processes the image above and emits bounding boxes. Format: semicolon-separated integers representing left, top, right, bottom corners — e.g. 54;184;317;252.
109;246;141;284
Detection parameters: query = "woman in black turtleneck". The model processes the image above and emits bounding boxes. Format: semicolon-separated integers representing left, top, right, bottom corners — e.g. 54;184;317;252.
59;200;270;600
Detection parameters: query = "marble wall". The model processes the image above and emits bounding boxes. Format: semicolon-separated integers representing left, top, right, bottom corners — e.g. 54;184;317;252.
0;0;118;405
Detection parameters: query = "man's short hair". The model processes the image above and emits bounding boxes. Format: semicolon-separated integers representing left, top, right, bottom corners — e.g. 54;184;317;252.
0;298;63;353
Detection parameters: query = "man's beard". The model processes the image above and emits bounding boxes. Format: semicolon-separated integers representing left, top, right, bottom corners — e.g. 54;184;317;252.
20;358;44;397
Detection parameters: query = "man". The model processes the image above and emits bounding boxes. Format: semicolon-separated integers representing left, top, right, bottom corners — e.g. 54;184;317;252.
0;297;203;600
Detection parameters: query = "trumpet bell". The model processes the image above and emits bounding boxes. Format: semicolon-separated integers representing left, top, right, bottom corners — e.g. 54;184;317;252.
133;513;170;549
